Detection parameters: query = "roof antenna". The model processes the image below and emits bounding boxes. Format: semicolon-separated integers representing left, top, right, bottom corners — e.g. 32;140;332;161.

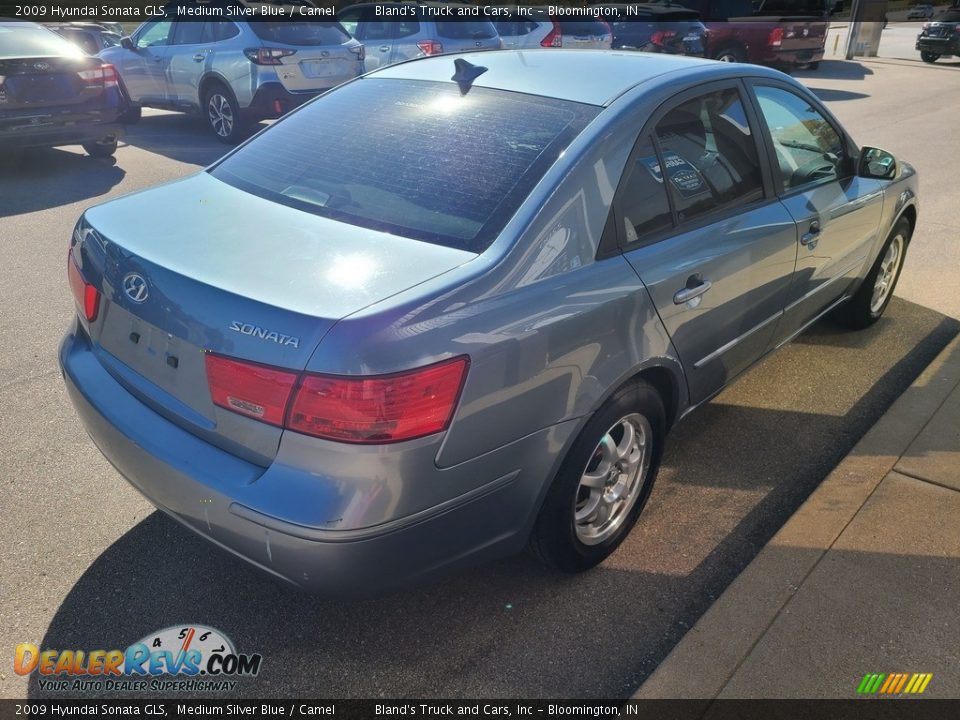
451;58;488;96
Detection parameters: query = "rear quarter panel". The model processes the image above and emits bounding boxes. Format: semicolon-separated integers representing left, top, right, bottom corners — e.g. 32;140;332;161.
303;76;715;468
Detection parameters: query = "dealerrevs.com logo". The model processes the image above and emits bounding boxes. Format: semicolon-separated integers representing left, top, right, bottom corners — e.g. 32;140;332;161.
14;625;262;693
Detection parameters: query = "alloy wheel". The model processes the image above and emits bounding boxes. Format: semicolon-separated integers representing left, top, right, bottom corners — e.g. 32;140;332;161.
208;93;234;138
574;413;652;546
870;234;905;314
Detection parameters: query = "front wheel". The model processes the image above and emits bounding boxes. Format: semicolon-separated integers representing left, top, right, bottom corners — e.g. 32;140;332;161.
833;217;910;329
921;51;940;63
530;380;665;572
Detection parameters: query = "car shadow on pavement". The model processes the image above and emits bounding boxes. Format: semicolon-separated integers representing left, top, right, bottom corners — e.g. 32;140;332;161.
807;87;871;102
0;149;125;218
121;112;266;168
794;60;874;80
27;300;960;699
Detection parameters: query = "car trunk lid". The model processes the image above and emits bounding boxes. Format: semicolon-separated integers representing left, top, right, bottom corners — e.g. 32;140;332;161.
0;55;105;110
77;172;475;464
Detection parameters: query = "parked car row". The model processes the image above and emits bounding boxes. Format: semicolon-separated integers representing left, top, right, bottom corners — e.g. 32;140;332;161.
0;0;831;154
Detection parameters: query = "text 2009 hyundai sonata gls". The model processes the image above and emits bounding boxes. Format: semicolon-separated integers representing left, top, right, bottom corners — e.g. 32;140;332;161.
61;50;917;593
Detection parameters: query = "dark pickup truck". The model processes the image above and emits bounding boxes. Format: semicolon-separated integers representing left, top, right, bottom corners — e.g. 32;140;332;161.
669;0;831;70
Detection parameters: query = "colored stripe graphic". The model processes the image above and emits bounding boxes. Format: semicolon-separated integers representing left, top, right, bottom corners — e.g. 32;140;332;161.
857;672;932;695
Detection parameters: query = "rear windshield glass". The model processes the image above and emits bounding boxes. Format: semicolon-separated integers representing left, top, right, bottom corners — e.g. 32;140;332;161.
556;20;611;35
249;21;349;46
436;21;498;39
210;78;598;252
0;25;82;58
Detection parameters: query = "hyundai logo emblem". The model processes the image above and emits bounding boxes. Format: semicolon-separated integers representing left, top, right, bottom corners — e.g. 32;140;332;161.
122;272;149;304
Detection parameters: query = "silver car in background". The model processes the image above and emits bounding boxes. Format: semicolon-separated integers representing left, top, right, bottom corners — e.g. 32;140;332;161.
336;2;501;69
100;13;363;142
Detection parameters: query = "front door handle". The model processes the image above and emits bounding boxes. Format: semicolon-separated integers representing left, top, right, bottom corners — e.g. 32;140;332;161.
673;275;712;305
800;220;821;250
379;45;390;52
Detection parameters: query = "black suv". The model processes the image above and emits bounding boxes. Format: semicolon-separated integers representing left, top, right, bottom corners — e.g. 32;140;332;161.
916;9;960;63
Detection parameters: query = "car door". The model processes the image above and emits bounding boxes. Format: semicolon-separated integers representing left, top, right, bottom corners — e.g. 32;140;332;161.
618;82;798;405
354;7;397;70
166;21;207;105
115;19;175;103
388;18;425;64
747;81;884;345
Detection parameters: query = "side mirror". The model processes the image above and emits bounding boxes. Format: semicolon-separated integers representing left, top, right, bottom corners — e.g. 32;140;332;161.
858;146;897;180
120;36;136;51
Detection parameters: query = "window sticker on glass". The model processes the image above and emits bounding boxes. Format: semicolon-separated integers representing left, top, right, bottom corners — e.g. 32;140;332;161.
639;155;665;183
661;151;709;199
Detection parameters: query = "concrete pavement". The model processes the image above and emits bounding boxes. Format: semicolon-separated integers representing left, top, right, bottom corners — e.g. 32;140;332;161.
636;335;960;699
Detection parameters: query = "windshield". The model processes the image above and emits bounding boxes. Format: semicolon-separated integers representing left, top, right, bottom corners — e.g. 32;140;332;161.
211;78;598;252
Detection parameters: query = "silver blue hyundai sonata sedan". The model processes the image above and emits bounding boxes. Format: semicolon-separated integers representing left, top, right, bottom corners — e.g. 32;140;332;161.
60;50;918;593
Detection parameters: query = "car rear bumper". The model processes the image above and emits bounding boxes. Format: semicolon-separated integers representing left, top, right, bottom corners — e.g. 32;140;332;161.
0;119;124;149
244;82;330;121
60;325;571;594
916;38;959;55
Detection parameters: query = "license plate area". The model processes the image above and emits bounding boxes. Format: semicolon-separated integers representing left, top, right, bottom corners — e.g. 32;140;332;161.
299;59;338;78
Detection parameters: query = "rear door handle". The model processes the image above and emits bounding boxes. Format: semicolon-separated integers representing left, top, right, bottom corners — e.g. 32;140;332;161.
801;220;821;249
192;53;205;62
673;276;712;305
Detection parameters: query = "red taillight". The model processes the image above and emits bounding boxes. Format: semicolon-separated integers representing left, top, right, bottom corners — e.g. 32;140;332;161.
651;30;677;46
205;354;469;444
205;354;298;427
77;64;119;90
769;27;784;47
289;357;469;444
541;21;562;48
243;47;297;65
67;250;100;322
416;40;444;56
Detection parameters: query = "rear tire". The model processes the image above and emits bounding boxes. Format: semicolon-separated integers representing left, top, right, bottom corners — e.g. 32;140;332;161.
713;45;746;63
921;51;940;63
833;217;910;329
82;137;118;158
530;380;665;573
203;83;245;144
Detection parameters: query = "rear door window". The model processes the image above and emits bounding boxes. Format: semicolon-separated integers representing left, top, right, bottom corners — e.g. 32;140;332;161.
173;22;205;45
210;78;598;252
654;87;764;224
619;136;674;245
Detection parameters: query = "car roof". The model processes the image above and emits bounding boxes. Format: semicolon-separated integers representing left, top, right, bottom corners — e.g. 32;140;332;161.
368;49;724;106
